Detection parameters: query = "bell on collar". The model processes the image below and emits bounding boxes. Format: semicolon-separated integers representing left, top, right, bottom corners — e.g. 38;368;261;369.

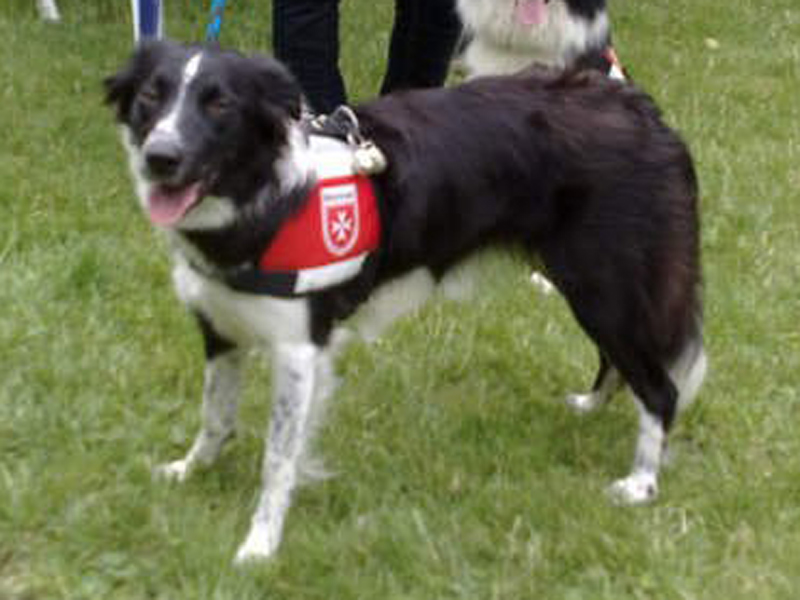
353;141;387;175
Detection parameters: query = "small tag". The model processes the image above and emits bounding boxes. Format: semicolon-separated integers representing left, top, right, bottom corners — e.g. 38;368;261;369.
353;142;387;175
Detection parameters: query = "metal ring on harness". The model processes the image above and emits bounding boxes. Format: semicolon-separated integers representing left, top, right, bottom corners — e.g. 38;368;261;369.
305;106;388;176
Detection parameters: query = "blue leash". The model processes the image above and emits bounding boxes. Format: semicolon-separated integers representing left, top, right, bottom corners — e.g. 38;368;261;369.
205;0;229;42
130;0;228;44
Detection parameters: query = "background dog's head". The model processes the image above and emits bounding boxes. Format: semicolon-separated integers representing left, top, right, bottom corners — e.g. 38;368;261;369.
456;0;610;75
105;41;304;229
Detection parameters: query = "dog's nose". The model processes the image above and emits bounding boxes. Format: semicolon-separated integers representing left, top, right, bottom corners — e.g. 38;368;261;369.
144;137;184;179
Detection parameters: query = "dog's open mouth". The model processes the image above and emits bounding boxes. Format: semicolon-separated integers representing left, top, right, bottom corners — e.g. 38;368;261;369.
147;182;204;226
515;0;549;26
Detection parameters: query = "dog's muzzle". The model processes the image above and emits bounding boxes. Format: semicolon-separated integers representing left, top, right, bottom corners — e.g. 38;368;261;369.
143;132;185;182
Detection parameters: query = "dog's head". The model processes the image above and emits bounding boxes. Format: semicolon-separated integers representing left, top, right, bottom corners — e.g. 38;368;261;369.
105;40;304;229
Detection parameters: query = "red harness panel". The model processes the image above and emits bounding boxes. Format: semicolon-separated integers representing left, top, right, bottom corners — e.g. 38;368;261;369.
259;174;381;272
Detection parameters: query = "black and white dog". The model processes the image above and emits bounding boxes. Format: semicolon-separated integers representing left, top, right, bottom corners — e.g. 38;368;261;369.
105;41;706;563
457;0;623;78
457;0;625;293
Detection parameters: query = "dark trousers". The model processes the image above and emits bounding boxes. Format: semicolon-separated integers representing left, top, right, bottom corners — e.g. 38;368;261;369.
273;0;461;114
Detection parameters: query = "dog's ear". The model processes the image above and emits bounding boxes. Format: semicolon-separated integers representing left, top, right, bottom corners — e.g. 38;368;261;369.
104;40;168;121
248;55;304;123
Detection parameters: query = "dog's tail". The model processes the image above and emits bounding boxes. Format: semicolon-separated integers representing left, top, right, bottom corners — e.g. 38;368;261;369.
668;312;707;412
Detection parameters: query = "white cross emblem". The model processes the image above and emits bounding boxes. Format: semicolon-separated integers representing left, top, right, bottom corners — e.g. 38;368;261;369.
330;209;354;243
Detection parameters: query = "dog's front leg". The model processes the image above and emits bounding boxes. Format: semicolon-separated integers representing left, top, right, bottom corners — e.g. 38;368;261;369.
235;342;322;564
155;320;243;482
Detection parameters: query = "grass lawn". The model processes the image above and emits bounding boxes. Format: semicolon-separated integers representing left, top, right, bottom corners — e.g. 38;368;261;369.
2;0;800;598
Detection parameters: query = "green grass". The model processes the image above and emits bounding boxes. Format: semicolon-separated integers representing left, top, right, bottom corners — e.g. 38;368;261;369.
2;0;800;598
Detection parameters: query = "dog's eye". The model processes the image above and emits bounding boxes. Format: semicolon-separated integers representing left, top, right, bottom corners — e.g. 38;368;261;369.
138;85;161;106
204;95;233;119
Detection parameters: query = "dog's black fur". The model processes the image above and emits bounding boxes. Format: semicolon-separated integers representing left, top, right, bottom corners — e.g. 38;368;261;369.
564;0;606;18
360;74;700;426
106;41;703;560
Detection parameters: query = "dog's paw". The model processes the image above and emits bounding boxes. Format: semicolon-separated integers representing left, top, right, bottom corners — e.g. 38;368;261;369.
607;473;658;505
234;526;280;566
530;271;556;295
152;459;193;483
564;392;603;414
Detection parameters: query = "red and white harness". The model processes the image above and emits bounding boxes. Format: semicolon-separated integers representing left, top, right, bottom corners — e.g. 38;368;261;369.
221;42;623;298
227;134;382;297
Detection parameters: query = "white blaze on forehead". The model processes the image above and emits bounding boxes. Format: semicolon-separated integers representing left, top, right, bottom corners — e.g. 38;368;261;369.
182;52;203;83
151;51;204;138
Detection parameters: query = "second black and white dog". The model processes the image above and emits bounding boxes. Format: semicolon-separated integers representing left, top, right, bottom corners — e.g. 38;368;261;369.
457;0;623;78
105;41;706;563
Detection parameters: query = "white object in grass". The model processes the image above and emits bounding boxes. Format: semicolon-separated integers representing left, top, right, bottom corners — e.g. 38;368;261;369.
36;0;60;21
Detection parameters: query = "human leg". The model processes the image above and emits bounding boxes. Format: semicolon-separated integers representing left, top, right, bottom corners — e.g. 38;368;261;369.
273;0;347;114
380;0;462;94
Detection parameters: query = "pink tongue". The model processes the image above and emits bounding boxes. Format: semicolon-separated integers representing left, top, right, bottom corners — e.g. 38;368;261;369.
148;183;202;226
516;0;548;26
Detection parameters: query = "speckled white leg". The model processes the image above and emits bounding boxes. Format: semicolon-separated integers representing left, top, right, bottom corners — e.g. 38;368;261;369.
154;351;243;482
234;343;322;564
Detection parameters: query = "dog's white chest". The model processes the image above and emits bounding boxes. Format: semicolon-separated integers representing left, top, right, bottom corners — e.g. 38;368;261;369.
172;260;311;347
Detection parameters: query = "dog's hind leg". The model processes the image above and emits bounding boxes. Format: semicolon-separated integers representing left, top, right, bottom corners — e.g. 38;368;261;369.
235;341;326;564
608;394;669;505
554;282;689;504
155;317;243;482
565;352;624;414
605;334;706;504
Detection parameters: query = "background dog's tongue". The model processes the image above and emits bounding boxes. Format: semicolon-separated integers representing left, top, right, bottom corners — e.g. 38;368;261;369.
516;0;548;26
148;183;202;226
